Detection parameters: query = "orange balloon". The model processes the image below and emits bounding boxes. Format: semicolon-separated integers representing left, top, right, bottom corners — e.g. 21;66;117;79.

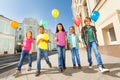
10;20;19;29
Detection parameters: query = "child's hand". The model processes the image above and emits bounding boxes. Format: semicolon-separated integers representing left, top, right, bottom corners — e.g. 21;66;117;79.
55;37;58;42
29;50;32;54
17;42;22;46
83;44;87;48
78;40;81;43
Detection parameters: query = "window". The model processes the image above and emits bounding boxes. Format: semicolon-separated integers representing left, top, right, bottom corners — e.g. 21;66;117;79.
109;27;116;41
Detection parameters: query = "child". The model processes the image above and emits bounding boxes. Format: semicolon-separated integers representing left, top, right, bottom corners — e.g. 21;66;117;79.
14;31;34;77
81;17;109;73
67;26;81;69
35;26;52;76
55;23;67;72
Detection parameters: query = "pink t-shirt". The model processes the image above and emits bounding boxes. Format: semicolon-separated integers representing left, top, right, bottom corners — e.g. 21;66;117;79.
22;38;34;51
56;32;66;46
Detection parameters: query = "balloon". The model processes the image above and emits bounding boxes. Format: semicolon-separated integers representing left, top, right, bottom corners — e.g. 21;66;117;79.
10;20;19;29
52;9;59;18
73;17;81;27
40;20;47;27
90;11;100;22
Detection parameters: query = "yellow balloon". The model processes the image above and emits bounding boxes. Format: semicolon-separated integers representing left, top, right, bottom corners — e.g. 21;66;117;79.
10;20;19;29
52;9;59;18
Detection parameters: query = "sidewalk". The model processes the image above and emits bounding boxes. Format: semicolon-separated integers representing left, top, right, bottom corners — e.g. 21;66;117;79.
0;49;120;80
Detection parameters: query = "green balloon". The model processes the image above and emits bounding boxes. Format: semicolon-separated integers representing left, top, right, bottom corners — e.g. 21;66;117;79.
40;20;47;27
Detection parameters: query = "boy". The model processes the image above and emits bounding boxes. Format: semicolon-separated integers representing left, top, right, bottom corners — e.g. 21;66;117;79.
81;17;109;73
36;26;52;76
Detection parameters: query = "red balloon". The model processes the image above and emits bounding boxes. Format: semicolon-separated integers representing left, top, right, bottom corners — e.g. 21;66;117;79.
73;17;81;27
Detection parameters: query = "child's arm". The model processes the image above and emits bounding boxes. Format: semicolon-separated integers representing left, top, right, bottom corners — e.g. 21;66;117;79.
29;43;33;54
65;35;68;49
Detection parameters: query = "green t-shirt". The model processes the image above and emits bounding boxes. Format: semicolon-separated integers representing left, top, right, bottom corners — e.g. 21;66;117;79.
87;26;95;42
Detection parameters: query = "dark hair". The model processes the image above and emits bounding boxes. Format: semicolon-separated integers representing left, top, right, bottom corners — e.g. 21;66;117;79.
56;23;65;33
38;26;44;30
84;17;91;23
70;26;75;34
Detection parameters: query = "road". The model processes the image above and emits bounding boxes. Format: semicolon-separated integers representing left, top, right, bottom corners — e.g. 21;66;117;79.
0;51;57;74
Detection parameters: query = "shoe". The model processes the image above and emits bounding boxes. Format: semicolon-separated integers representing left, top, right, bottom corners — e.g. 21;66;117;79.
78;64;82;69
99;66;110;73
73;64;76;69
48;62;52;68
58;68;63;72
13;70;21;77
27;67;32;71
88;63;92;69
35;71;41;77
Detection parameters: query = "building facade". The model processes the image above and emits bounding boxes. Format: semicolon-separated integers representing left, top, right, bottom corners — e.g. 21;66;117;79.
0;15;16;55
72;0;120;57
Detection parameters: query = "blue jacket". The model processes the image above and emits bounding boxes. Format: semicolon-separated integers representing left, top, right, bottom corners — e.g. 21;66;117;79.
67;33;79;49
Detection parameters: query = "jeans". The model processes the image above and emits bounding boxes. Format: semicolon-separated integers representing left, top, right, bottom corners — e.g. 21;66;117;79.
86;41;103;66
37;48;50;71
71;48;81;65
17;50;32;71
57;45;66;69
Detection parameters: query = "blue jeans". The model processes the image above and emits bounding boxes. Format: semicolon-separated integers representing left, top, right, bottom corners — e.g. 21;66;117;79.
17;50;32;71
37;48;50;71
86;41;103;66
57;45;66;69
71;48;81;65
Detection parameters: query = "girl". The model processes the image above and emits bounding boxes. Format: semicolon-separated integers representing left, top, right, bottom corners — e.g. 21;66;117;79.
55;23;67;72
67;26;81;69
14;31;34;77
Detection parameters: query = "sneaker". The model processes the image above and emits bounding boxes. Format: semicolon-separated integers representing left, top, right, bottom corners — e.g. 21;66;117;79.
13;70;21;77
99;66;110;73
35;71;41;77
78;64;82;69
73;64;76;69
48;62;52;68
27;67;32;71
88;63;92;69
58;68;63;72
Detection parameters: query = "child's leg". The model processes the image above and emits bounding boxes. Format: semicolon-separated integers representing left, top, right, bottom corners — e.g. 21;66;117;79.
62;46;66;69
75;48;81;65
92;41;103;66
86;43;92;65
43;50;50;64
27;51;32;67
71;48;76;65
17;50;26;71
37;48;42;71
57;45;63;69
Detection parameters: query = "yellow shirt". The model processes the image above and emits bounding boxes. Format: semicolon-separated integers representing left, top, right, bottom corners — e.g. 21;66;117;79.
36;33;49;50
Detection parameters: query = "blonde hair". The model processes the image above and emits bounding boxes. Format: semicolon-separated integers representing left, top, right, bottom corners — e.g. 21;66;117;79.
84;17;91;23
26;31;32;38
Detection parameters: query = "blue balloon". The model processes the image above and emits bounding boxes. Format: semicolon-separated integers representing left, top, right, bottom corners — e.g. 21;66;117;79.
90;11;100;22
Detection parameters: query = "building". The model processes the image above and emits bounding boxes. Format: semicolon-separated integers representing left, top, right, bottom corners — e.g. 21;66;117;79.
0;15;16;55
72;0;120;57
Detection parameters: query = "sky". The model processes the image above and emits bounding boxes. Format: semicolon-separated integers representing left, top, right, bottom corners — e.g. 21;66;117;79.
0;0;73;33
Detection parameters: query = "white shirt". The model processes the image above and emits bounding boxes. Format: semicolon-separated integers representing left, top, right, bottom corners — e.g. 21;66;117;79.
71;34;76;47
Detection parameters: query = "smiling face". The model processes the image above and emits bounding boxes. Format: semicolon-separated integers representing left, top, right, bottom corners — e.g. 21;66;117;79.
57;25;63;31
26;31;32;39
39;26;44;34
84;17;91;26
70;27;75;34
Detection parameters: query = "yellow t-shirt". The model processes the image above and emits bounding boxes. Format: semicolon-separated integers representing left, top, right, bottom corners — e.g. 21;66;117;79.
36;33;49;50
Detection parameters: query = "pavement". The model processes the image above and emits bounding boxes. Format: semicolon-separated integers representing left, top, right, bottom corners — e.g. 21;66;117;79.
0;49;120;80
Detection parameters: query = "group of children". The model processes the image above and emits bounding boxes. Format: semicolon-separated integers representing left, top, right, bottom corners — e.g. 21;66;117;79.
13;17;109;77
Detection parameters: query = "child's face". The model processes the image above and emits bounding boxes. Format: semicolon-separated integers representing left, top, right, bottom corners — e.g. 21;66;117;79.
85;19;91;26
26;32;32;38
57;25;62;31
70;28;75;34
39;27;44;34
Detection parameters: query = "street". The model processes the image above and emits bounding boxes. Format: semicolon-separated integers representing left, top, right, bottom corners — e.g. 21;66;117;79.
0;51;57;74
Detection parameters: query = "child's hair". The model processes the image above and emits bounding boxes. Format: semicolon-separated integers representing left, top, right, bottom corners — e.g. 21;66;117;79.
26;31;32;38
56;23;65;33
84;17;91;23
38;26;44;30
70;26;75;34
